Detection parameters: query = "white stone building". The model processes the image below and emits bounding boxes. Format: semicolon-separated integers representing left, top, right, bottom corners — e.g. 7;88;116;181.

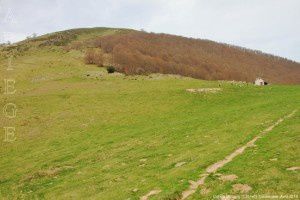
255;77;266;86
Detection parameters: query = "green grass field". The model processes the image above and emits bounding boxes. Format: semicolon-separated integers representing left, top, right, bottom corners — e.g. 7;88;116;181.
0;32;299;200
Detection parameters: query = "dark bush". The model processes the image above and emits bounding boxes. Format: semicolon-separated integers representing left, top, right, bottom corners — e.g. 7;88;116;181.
107;66;116;73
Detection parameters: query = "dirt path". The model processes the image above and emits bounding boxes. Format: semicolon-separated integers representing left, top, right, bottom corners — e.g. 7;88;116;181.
139;110;297;200
180;109;297;199
140;190;161;200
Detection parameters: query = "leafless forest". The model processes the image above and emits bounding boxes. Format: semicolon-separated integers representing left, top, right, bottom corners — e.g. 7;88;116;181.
83;31;300;84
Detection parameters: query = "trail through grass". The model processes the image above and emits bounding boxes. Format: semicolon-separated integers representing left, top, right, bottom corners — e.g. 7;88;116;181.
0;46;299;200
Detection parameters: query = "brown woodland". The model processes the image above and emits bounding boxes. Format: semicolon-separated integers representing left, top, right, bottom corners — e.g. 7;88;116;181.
85;31;300;84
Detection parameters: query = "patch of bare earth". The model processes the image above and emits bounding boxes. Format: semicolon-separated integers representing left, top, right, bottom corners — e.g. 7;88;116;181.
181;176;208;199
21;166;74;182
175;162;186;168
232;184;252;193
179;110;297;200
269;158;278;161
186;88;221;93
219;174;238;182
286;166;300;171
140;189;161;200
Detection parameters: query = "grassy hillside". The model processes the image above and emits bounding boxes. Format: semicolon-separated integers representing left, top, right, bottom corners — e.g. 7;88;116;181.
0;28;299;199
1;27;300;84
196;114;300;200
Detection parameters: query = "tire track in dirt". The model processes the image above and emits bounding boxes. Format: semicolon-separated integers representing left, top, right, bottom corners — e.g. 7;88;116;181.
140;110;297;200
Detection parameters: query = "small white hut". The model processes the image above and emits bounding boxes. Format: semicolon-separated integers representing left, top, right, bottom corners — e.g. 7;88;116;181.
255;77;265;86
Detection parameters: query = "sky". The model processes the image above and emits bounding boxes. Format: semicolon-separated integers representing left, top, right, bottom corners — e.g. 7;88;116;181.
0;0;299;62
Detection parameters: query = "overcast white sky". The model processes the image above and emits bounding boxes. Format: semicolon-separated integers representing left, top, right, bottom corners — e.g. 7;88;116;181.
0;0;299;62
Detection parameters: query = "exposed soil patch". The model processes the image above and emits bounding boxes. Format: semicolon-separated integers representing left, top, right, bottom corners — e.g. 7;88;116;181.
21;166;74;182
232;184;252;193
182;176;208;199
148;73;185;80
84;71;104;78
269;158;278;161
175;162;186;168
286;166;300;171
186;88;221;93
132;188;139;193
219;174;238;182
140;189;161;200
84;70;124;79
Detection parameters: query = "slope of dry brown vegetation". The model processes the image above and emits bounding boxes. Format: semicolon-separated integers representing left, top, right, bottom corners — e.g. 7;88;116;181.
85;31;300;84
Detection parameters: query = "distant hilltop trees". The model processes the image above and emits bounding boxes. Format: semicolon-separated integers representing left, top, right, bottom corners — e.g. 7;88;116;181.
26;33;37;40
0;41;11;47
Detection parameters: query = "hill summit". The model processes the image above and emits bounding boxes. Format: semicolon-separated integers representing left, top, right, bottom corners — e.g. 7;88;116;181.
2;27;300;84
